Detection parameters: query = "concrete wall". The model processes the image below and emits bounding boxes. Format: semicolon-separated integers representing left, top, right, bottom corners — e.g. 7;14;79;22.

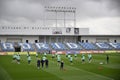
0;35;120;43
81;36;120;43
0;36;39;43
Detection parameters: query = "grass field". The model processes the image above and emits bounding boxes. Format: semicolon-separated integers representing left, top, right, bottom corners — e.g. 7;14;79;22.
0;53;120;80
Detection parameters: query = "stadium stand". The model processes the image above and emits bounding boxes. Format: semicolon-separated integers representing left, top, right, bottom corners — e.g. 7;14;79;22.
1;42;120;52
65;42;82;50
0;43;14;51
18;43;34;51
79;42;97;50
35;43;50;51
109;43;120;49
50;43;67;50
95;42;112;50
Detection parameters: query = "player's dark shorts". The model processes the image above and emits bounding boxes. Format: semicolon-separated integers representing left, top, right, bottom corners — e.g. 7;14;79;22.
13;58;16;60
17;59;20;62
82;59;85;62
52;56;55;58
57;61;60;63
89;57;92;60
37;64;40;67
60;65;63;69
28;60;31;63
70;61;73;63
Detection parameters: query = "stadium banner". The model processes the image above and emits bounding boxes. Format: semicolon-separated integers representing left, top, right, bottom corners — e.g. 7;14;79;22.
80;50;101;54
98;51;105;53
105;50;117;53
66;50;80;54
22;52;36;55
52;50;56;54
29;52;36;55
0;52;7;55
116;50;120;53
80;50;106;54
37;50;49;54
92;50;99;53
80;51;86;53
19;52;28;55
52;50;65;54
7;52;37;55
56;51;66;54
7;52;15;55
86;51;93;53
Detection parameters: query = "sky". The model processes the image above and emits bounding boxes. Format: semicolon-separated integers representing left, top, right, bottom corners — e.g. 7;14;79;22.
0;0;120;35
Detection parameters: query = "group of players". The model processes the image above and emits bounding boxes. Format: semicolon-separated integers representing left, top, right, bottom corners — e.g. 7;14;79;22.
36;53;49;69
12;52;95;70
65;53;92;64
12;52;49;69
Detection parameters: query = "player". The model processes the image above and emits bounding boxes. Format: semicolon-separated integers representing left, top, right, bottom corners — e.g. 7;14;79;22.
88;54;92;63
55;53;58;57
106;54;109;64
42;56;46;61
41;56;46;68
52;54;55;59
66;54;68;57
12;54;17;63
44;52;47;57
81;54;85;64
74;54;77;58
69;56;73;65
57;55;61;65
37;58;41;69
27;51;30;57
36;53;38;57
68;54;71;59
16;54;20;64
45;59;49;68
28;55;31;64
18;52;20;56
60;61;64;70
41;59;44;68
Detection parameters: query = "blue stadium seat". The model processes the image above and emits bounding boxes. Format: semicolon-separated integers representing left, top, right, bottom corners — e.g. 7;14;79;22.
35;43;50;51
65;42;82;50
109;43;120;49
96;42;112;50
18;43;34;51
79;42;97;50
1;42;120;52
51;43;66;50
0;42;14;51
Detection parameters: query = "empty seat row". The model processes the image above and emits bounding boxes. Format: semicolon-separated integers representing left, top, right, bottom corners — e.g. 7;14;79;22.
109;43;120;49
0;42;120;52
96;42;112;50
79;42;97;50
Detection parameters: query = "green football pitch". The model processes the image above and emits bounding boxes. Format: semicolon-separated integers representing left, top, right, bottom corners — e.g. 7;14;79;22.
0;53;120;80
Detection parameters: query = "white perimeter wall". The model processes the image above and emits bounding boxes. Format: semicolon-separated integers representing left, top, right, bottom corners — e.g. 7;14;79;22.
0;36;39;43
81;36;120;43
0;35;120;43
